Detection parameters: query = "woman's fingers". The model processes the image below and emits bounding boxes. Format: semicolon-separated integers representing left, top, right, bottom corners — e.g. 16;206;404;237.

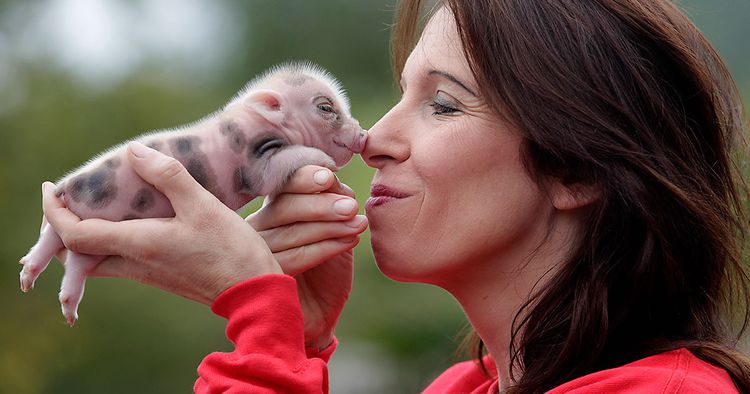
278;165;356;197
259;215;368;252
56;217;168;259
87;255;147;282
251;165;360;229
275;236;361;276
87;254;214;305
125;141;215;217
41;182;81;230
85;255;127;278
249;193;360;231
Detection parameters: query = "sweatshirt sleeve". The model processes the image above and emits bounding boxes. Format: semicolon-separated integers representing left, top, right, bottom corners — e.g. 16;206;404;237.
194;274;335;394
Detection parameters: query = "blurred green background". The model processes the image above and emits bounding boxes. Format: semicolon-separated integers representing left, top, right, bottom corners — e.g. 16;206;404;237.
1;1;748;393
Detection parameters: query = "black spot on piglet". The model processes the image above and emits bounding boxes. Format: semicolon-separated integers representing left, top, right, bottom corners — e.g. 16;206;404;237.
172;137;195;155
131;187;155;212
220;121;247;154
67;166;118;209
68;178;86;201
233;166;255;194
105;158;121;169
285;74;310;86
147;141;163;152
186;159;209;188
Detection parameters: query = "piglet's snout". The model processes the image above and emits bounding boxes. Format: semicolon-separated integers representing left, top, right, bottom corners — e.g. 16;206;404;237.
345;118;367;153
349;131;367;153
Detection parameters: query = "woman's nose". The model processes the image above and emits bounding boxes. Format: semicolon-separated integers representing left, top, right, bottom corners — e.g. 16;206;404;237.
361;105;410;169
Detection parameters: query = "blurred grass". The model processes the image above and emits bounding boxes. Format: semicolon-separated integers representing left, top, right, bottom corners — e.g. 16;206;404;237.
1;0;748;393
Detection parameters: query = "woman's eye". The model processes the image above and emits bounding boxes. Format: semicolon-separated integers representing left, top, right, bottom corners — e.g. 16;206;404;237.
429;100;460;116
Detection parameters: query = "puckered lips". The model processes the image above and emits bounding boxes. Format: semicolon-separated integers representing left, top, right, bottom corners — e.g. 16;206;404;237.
366;184;412;210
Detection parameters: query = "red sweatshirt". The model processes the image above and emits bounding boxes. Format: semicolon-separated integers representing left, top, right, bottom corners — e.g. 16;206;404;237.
194;274;739;393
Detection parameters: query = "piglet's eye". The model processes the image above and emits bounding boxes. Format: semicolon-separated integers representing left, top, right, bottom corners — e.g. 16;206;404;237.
317;103;335;113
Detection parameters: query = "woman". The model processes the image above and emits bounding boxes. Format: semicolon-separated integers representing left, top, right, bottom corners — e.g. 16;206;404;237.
41;0;750;392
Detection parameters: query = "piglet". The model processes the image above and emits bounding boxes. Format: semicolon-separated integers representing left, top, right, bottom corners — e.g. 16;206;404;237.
19;62;366;325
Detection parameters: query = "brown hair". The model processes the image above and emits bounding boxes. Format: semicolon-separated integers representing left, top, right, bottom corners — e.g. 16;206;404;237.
393;0;750;392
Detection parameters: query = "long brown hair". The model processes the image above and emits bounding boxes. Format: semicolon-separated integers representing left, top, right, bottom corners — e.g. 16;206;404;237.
393;0;750;392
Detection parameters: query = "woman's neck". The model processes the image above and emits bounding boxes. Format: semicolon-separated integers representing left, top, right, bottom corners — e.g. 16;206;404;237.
450;263;551;389
442;211;581;390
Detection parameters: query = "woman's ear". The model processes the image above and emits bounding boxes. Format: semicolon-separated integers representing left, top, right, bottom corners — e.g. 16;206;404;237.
549;180;601;211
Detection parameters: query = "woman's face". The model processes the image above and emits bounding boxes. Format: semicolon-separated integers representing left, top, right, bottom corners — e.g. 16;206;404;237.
362;8;557;287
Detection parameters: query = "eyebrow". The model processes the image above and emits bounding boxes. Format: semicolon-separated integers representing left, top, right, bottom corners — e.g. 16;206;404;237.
428;70;478;97
313;94;334;103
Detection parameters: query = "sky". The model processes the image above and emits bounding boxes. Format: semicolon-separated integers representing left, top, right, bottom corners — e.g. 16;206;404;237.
1;0;238;87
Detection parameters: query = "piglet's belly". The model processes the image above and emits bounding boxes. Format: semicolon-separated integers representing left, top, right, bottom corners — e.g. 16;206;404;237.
62;183;175;222
58;152;176;222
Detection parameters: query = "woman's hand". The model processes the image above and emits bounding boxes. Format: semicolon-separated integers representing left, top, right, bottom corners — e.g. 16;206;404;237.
247;165;368;350
42;141;282;305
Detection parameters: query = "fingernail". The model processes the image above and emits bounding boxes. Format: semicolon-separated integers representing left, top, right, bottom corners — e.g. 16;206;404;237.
314;169;332;186
334;198;357;215
128;141;154;158
345;215;367;228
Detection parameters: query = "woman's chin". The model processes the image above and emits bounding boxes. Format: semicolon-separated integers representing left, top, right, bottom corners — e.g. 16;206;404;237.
372;241;411;281
375;261;420;283
371;244;435;283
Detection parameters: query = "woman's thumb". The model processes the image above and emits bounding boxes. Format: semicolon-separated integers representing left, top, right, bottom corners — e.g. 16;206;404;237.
126;141;204;214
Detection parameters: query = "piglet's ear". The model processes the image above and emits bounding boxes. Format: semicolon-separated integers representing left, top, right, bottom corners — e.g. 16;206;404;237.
243;89;285;126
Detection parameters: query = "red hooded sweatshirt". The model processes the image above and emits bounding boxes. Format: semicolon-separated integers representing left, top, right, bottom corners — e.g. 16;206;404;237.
194;274;739;393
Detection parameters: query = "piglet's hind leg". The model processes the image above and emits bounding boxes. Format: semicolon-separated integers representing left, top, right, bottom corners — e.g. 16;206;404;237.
20;223;64;292
59;252;105;326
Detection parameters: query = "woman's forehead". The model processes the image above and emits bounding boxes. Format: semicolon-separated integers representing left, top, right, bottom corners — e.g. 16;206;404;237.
403;7;475;88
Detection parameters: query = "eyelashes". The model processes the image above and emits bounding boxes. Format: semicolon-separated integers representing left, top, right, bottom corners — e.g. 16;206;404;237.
429;95;461;116
430;101;458;115
314;96;338;119
317;103;335;113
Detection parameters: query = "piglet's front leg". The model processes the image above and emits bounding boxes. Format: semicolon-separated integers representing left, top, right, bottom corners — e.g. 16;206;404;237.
20;222;105;326
20;223;64;292
258;146;337;197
